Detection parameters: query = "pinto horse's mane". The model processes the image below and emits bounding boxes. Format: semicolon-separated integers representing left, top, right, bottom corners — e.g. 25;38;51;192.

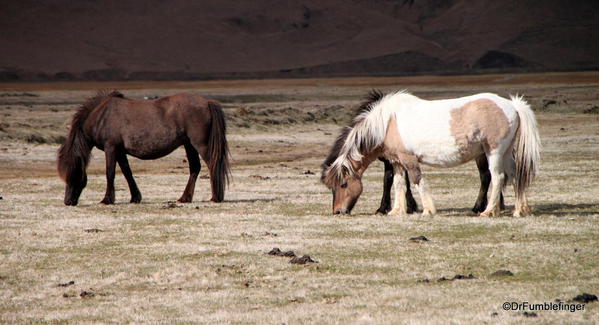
321;90;384;169
57;90;124;182
321;89;415;187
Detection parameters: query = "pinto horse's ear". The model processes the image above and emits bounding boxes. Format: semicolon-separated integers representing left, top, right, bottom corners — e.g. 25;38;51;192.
320;164;329;183
341;165;350;177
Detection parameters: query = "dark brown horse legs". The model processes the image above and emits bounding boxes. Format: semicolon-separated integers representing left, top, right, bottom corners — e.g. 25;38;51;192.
177;144;202;203
472;155;505;213
376;158;394;214
117;152;142;203
100;147;117;204
376;158;418;214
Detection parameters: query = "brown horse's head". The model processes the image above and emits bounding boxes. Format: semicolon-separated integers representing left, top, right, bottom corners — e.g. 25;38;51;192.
58;132;91;205
62;165;88;206
57;91;119;205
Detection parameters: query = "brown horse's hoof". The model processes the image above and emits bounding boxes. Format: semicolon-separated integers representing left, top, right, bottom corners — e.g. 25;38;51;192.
176;198;192;203
130;197;142;204
99;199;114;205
209;198;223;203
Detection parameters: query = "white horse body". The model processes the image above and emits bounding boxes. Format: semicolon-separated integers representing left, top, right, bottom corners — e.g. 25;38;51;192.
328;91;540;217
389;93;519;167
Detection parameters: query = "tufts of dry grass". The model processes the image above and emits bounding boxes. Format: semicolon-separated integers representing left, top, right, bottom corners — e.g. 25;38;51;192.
1;75;599;324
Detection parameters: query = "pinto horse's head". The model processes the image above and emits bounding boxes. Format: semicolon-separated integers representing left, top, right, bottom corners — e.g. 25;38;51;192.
321;162;363;215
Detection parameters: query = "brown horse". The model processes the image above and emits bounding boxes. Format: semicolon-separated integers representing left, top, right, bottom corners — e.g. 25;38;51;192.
57;90;230;206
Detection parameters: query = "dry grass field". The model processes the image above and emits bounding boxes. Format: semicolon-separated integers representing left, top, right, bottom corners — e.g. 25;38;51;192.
1;72;599;324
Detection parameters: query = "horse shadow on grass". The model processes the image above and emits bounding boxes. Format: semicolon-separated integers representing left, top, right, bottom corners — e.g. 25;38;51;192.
532;203;599;217
440;203;599;217
351;203;599;218
73;197;281;208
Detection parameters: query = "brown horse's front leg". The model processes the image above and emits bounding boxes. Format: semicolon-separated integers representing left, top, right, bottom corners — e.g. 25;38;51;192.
376;158;394;215
177;144;201;203
100;147;117;204
117;152;142;203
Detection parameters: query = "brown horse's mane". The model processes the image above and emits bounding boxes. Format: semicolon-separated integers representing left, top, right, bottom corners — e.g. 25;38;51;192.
71;90;124;131
320;89;384;185
57;90;124;182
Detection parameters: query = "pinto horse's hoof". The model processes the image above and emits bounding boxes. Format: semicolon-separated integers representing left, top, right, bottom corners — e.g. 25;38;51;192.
480;210;500;217
421;209;435;217
388;209;407;217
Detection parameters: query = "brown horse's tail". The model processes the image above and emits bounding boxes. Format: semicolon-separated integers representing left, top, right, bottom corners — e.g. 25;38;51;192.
207;101;231;202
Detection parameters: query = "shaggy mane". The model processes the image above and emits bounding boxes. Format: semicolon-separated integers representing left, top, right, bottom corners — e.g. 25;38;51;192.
321;89;385;187
57;90;124;182
71;90;124;130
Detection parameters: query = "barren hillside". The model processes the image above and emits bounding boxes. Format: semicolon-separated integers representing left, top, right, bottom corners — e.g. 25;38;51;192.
1;0;598;80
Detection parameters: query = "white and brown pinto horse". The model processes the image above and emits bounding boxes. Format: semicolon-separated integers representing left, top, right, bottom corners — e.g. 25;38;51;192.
322;91;540;217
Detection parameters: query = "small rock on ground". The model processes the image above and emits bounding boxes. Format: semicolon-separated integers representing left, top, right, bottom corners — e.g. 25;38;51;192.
290;255;318;264
572;293;598;303
267;247;296;257
490;269;513;276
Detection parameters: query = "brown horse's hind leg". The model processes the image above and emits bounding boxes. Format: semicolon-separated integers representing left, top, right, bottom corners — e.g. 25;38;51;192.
117;152;142;203
177;143;202;203
473;155;506;213
377;158;418;215
100;147;117;204
376;158;394;215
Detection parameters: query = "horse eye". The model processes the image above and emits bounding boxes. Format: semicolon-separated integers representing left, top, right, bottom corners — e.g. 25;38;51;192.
341;182;348;188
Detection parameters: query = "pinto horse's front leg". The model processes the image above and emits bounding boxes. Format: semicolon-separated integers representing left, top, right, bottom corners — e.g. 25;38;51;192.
100;147;117;205
388;164;408;216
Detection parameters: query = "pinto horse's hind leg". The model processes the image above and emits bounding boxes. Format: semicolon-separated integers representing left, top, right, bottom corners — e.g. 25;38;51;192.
480;153;505;217
100;147;117;204
177;143;202;203
472;155;505;213
117;152;142;203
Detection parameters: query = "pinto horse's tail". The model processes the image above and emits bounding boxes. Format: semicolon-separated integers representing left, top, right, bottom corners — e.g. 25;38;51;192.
207;101;231;202
510;95;540;201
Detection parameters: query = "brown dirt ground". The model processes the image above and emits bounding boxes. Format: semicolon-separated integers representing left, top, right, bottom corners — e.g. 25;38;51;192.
1;72;598;324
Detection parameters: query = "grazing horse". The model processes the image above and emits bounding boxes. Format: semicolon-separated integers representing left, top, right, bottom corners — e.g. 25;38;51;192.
57;90;230;206
322;90;539;217
322;91;505;215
